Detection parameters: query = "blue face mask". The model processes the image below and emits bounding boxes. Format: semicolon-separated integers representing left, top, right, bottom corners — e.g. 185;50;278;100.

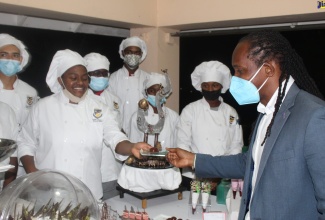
229;64;268;105
147;94;166;107
89;76;109;91
0;59;22;76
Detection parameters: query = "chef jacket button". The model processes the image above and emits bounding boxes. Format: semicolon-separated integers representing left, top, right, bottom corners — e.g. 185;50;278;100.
80;158;83;162
126;101;129;104
64;159;67;162
64;120;67;123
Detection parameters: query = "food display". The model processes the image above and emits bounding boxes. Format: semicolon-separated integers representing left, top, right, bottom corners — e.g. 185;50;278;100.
0;170;100;219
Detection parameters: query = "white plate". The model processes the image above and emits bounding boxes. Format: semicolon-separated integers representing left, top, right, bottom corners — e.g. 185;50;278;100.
153;214;172;220
0;164;14;172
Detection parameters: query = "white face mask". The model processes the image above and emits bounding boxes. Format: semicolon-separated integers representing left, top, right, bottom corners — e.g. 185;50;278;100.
60;77;87;103
124;54;141;69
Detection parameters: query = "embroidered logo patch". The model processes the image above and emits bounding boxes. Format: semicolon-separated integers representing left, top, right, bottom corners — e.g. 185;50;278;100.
229;115;235;124
113;101;119;110
93;108;102;119
26;96;34;106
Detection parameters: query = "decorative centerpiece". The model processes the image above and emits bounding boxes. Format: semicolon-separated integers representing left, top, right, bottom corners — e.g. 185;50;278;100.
0;170;99;219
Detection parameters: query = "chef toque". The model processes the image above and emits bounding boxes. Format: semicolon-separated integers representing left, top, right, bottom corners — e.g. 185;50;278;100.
119;36;147;62
84;52;110;72
142;72;172;98
46;49;86;94
191;61;231;93
0;33;30;70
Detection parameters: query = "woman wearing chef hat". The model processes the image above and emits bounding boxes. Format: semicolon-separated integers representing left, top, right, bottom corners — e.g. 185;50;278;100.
176;61;244;189
18;49;151;201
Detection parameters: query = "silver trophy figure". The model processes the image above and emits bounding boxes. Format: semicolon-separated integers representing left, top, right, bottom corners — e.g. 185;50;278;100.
136;70;172;148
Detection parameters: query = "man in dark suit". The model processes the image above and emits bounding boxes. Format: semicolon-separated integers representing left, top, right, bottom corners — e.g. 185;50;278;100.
168;30;325;219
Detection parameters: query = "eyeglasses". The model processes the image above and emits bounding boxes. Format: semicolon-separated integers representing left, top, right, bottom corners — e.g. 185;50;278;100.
88;70;109;77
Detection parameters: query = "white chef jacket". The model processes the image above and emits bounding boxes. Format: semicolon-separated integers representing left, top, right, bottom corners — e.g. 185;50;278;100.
0;101;18;190
0;78;38;176
128;105;179;150
107;66;149;135
0;78;38;127
88;89;123;183
0;101;18;141
17;91;129;200
177;97;243;178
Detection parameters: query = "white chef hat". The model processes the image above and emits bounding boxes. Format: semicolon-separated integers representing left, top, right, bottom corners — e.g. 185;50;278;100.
46;49;86;94
84;52;110;72
191;61;231;93
119;36;147;62
0;33;30;70
142;72;172;98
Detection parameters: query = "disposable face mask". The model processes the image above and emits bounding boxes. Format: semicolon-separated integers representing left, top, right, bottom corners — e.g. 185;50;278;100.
202;89;221;101
60;77;87;103
0;59;21;76
147;94;166;107
229;64;268;105
89;76;109;91
124;54;141;69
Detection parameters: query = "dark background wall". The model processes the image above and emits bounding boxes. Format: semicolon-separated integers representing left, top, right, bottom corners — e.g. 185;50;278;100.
180;29;325;145
0;24;124;98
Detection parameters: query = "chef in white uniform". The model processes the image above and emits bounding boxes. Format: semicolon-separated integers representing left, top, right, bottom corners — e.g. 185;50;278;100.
0;33;38;182
118;72;182;192
18;49;151;201
128;72;179;150
0;101;18;189
108;36;149;135
177;61;243;183
84;52;123;200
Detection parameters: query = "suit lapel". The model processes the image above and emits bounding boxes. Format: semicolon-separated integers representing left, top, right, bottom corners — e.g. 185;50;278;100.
254;84;300;189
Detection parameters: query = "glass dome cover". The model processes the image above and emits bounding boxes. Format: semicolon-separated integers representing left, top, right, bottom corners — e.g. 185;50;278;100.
0;170;99;219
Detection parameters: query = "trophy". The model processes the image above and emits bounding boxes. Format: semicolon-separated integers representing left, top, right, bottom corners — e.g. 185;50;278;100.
136;69;171;149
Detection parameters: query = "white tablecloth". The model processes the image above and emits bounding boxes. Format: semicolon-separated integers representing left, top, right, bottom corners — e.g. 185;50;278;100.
117;164;182;192
105;190;241;220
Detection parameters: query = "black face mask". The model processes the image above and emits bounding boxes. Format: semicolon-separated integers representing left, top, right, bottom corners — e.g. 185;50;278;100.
202;89;222;101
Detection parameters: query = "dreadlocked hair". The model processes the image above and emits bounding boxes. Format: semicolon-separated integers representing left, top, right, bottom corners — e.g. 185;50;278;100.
239;30;323;146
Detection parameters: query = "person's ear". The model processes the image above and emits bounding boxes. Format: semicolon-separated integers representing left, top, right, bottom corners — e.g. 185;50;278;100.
57;77;64;88
264;62;276;77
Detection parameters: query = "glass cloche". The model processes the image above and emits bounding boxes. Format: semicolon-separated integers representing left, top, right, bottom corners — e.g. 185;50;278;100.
0;170;100;219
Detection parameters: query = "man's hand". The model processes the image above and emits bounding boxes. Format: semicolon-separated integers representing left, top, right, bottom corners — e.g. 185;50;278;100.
132;142;152;159
166;148;195;168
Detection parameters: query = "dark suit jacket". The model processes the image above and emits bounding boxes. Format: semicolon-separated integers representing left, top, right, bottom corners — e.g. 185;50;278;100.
195;83;325;219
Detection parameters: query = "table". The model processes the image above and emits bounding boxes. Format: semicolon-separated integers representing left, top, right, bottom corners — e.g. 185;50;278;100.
116;184;187;209
105;190;241;220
